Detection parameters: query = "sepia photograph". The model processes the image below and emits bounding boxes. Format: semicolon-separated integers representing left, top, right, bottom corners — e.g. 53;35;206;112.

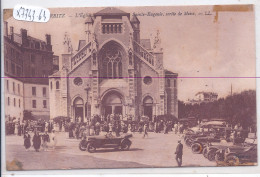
2;4;257;171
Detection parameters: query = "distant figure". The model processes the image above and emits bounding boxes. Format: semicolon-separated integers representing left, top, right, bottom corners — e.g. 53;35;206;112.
50;130;57;150
23;131;31;151
143;124;148;138
32;131;41;152
14;123;19;135
175;140;183;167
42;131;50;151
174;123;178;134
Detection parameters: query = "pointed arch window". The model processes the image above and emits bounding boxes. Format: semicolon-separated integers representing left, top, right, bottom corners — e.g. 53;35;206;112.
102;46;123;79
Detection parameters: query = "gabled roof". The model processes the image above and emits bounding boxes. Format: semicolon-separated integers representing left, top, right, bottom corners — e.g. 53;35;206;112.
94;7;130;16
165;69;178;76
49;70;61;78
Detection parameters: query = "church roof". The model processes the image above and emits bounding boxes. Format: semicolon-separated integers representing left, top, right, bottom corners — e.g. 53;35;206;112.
165;70;178;76
94;7;130;16
140;39;152;50
49;70;61;77
131;14;140;23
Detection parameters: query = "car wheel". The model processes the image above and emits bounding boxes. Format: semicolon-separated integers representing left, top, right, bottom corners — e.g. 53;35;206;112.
225;155;240;166
207;149;217;161
191;143;203;154
202;148;208;158
79;141;87;151
215;151;225;162
121;140;131;151
87;143;96;153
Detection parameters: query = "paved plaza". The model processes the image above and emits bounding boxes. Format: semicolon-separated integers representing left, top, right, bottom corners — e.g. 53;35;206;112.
5;132;216;170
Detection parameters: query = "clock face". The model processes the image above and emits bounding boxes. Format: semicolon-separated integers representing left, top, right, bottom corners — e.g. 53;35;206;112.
74;77;83;86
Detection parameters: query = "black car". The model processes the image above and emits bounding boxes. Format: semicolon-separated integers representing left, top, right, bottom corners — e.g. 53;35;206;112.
79;133;132;153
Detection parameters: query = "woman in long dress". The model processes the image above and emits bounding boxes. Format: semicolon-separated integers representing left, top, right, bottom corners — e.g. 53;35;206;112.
14;123;19;135
50;130;57;150
24;131;31;151
32;131;41;152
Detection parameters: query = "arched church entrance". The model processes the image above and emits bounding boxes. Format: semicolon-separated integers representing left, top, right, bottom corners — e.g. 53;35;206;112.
102;91;123;117
73;97;84;122
143;96;153;121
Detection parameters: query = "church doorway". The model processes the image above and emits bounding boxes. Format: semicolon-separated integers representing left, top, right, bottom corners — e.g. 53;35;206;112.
73;97;84;122
102;91;123;117
143;96;153;121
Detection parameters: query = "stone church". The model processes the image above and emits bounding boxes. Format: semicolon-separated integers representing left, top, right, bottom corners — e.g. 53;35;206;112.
49;7;178;122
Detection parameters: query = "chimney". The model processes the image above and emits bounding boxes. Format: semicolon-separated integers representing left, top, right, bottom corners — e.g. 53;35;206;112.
4;21;8;37
10;26;14;41
46;34;51;45
20;29;28;45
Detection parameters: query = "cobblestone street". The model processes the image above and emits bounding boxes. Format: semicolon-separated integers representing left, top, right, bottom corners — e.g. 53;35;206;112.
5;131;216;170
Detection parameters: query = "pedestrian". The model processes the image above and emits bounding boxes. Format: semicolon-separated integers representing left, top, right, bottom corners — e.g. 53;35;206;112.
14;122;18;135
45;122;49;132
42;131;50;151
143;123;148;138
108;123;113;132
175;140;183;167
18;123;22;136
50;130;57;150
174;123;178;134
24;131;31;151
32;131;41;152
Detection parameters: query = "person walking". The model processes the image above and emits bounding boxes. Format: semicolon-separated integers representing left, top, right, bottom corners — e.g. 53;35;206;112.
174;123;178;134
175;140;183;167
24;131;31;151
32;131;41;152
50;130;58;150
143;123;148;138
14;122;19;135
42;131;50;151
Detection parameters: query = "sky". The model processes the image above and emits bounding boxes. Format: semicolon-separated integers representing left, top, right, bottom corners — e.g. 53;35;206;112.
4;5;256;101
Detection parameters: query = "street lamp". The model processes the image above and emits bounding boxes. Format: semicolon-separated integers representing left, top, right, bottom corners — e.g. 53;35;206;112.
85;84;91;121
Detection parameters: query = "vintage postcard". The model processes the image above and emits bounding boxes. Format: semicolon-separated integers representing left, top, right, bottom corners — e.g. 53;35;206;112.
2;5;257;171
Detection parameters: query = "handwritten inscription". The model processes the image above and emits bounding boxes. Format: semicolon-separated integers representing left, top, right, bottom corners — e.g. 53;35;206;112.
13;4;50;22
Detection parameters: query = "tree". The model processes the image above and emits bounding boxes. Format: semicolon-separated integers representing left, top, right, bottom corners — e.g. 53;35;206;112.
178;90;256;130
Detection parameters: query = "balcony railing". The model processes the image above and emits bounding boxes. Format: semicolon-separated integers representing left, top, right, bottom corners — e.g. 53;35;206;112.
133;41;154;66
71;42;92;69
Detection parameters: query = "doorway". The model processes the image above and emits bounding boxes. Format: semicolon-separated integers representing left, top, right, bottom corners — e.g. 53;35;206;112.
143;96;153;121
102;91;123;117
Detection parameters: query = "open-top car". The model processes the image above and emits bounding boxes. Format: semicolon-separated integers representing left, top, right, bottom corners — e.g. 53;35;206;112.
214;138;257;165
79;133;133;153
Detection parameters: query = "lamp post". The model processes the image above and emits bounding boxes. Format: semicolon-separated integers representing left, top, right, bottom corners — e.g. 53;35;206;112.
84;85;91;121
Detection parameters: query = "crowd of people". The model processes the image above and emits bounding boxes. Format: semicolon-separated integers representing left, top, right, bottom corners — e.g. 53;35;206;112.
63;114;188;139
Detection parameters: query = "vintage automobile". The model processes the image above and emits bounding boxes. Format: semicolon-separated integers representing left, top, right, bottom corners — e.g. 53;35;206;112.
203;141;233;161
214;138;257;164
79;133;133;153
191;136;222;154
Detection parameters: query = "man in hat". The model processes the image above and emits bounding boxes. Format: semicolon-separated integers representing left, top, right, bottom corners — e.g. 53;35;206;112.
175;140;183;167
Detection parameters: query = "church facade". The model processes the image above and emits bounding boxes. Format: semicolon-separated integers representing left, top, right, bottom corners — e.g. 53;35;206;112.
49;7;178;122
